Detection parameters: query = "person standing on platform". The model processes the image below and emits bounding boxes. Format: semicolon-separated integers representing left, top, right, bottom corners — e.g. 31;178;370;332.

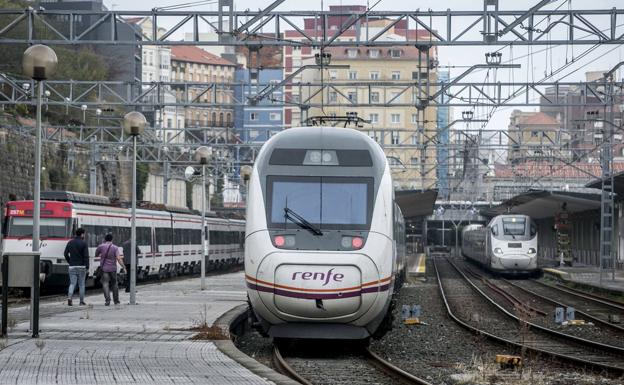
96;233;125;306
64;228;89;306
122;238;141;293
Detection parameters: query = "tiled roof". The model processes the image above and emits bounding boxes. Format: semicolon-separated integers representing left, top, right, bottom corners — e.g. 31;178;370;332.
519;112;559;126
494;161;624;178
171;46;236;66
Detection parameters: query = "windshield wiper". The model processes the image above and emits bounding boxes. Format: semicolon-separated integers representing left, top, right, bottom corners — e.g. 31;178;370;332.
284;208;323;236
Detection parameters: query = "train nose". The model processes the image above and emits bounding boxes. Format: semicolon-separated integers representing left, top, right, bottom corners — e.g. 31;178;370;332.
273;264;363;318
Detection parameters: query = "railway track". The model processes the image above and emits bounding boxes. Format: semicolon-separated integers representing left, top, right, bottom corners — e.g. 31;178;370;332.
505;279;624;331
458;261;624;349
272;342;433;385
434;256;624;375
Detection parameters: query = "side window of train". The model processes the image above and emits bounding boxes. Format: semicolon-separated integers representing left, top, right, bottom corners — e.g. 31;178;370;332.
530;222;537;237
490;225;499;236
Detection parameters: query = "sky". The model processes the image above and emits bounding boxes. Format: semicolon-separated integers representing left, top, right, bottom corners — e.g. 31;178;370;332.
102;0;624;147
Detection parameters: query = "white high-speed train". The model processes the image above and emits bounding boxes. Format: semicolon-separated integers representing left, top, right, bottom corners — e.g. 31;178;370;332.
461;214;539;274
245;126;406;340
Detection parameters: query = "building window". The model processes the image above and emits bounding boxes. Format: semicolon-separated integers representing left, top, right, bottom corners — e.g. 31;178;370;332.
369;49;379;58
328;91;337;102
412;71;428;80
391;131;400;145
369;71;380;80
411;114;418;124
410;157;419;165
167;119;172;128
369;113;379;123
346;111;358;118
348;70;358;80
270;112;281;121
370;92;380;103
329;70;337;80
531;131;539;137
391;71;401;80
347;49;358;58
391;113;400;124
250;112;258;121
390;49;402;58
347;91;357;103
411;135;419;145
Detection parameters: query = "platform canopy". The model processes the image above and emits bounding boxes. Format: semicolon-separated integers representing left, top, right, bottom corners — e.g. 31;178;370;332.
480;189;603;219
586;170;624;196
395;189;438;218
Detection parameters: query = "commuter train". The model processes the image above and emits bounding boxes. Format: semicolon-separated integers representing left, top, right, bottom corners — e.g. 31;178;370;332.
1;191;245;286
461;214;539;274
245;126;406;341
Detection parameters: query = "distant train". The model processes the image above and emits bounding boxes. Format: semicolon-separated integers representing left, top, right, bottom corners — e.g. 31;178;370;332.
461;214;539;274
245;126;406;341
2;191;245;286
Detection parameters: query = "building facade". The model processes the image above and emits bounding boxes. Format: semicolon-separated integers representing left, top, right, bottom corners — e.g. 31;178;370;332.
170;46;237;143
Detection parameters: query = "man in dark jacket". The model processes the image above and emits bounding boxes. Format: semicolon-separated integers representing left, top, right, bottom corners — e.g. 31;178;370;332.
64;228;89;306
122;239;141;293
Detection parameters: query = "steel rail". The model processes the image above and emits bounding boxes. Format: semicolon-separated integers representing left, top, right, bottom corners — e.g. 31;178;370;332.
447;258;624;356
554;284;624;308
433;257;624;375
503;278;624;333
531;279;624;312
272;344;433;385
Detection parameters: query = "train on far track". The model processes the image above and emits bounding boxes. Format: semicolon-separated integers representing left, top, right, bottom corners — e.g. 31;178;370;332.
2;191;245;286
461;214;539;275
245;126;406;341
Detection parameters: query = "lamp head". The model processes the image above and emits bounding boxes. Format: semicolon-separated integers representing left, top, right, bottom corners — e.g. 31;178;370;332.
22;44;58;81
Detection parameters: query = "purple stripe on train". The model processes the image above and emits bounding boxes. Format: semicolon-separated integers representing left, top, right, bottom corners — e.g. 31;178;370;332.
246;282;390;300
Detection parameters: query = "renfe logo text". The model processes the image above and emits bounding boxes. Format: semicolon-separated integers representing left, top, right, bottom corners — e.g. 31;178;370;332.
292;268;344;286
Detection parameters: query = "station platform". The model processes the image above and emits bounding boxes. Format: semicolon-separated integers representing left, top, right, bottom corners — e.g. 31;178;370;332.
0;272;277;385
542;265;624;295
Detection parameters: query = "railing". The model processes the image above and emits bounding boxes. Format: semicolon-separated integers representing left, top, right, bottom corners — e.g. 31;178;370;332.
184;120;234;128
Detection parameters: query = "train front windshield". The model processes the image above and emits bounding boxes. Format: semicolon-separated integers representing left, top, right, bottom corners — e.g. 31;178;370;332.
267;176;372;229
7;217;72;238
502;217;526;236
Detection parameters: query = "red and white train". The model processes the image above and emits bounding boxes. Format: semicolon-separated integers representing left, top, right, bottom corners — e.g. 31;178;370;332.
1;191;245;286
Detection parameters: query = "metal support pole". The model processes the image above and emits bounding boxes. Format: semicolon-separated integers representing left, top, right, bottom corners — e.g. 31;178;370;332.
33;81;43;254
163;161;169;205
441;219;445;246
32;254;39;338
89;137;97;194
201;164;206;291
1;255;8;338
130;135;137;305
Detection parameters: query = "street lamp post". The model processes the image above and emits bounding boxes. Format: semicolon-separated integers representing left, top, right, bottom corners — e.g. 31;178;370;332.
122;111;147;305
22;45;57;256
195;146;211;290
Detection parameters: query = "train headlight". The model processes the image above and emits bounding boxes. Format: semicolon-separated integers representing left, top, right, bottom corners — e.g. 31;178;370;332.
273;235;296;248
527;248;536;255
341;236;364;250
494;248;503;254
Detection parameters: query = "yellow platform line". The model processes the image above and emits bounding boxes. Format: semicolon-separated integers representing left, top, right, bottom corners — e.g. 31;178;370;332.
542;268;569;278
415;254;426;274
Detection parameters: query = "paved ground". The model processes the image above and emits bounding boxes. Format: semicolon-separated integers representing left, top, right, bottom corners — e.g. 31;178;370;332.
0;272;273;385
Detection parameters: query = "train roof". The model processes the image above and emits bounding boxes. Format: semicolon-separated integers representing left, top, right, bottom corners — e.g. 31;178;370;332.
256;126;387;168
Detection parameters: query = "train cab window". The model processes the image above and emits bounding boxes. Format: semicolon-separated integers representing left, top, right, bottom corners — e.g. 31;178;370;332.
267;176;373;230
7;217;71;239
502;217;526;236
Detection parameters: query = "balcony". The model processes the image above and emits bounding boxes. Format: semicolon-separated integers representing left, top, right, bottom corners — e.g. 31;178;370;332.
184;119;234;128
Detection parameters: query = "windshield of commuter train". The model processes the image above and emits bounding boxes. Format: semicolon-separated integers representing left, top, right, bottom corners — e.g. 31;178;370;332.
267;176;373;230
491;216;536;240
7;217;71;238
